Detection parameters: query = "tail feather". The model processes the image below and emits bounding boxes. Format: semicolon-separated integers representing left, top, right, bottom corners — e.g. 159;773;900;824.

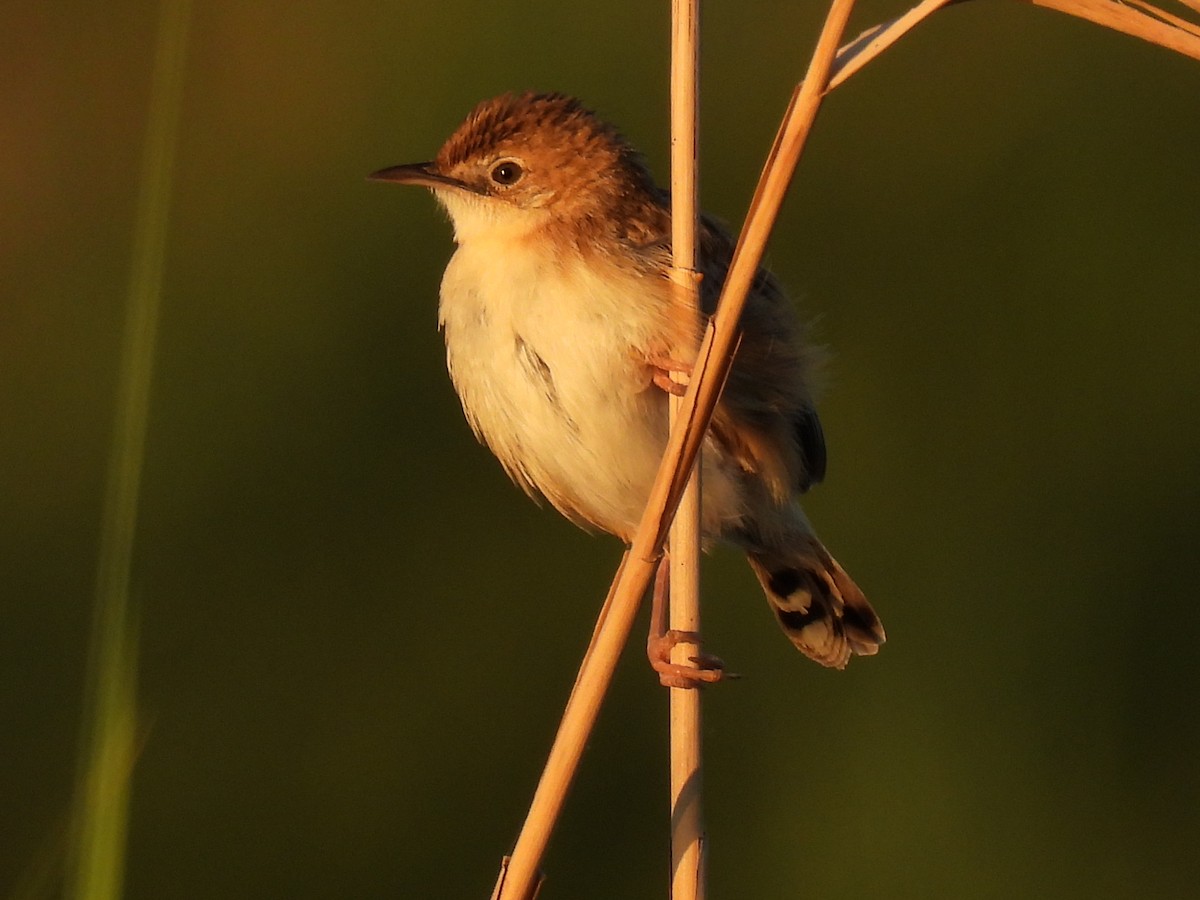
747;543;884;669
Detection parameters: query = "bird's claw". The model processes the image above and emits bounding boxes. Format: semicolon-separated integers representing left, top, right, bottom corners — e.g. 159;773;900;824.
647;629;728;689
647;354;692;397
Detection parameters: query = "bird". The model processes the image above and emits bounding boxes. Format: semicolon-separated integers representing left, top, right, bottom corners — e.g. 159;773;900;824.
371;91;883;674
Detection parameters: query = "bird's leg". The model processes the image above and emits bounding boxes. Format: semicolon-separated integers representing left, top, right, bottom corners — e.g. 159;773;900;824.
646;555;726;688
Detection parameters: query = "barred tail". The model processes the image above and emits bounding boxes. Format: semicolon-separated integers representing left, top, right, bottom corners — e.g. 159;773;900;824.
746;541;884;669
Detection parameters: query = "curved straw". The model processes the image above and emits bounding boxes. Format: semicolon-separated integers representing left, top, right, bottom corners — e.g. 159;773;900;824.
492;3;859;897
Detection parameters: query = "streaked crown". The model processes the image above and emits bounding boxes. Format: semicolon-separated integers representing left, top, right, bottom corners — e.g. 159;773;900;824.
373;93;669;247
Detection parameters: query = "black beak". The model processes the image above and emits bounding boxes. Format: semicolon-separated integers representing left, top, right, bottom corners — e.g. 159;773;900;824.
367;162;470;191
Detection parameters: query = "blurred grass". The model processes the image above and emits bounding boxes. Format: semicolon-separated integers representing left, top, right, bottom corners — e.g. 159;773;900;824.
65;2;190;899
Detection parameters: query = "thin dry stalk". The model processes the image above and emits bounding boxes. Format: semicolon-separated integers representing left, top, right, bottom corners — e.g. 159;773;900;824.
668;3;706;899
1026;0;1200;57
1121;0;1200;37
491;3;858;898
661;0;858;515
492;0;1200;895
829;0;1200;88
829;0;958;90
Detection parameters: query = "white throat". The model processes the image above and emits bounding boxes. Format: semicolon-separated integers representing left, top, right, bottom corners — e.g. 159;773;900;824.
434;188;548;245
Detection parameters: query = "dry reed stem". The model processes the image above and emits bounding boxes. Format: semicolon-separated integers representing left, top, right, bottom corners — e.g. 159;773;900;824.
661;0;858;517
1120;0;1200;37
668;4;706;899
492;0;1200;895
831;0;1200;93
1028;0;1200;58
489;858;543;900
492;4;858;898
829;0;959;90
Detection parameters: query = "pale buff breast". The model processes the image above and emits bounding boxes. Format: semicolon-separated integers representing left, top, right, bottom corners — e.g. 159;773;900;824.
437;232;744;540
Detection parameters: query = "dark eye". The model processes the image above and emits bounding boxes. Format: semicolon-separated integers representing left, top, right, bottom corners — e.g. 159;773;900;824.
490;161;523;186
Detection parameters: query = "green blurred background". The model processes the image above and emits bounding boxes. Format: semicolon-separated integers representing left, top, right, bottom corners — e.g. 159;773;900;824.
4;1;1199;897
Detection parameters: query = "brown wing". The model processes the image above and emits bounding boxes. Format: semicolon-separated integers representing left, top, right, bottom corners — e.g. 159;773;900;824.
696;214;827;498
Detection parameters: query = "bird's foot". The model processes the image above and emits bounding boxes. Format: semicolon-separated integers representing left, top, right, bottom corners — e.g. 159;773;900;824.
647;629;728;689
647;353;693;397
